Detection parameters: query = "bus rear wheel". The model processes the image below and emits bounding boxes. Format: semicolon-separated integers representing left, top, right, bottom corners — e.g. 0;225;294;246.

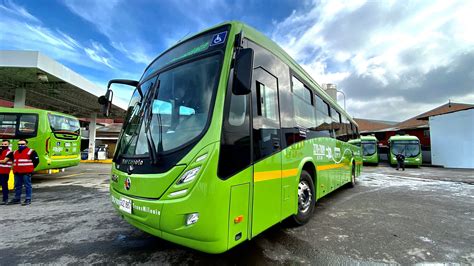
291;170;315;226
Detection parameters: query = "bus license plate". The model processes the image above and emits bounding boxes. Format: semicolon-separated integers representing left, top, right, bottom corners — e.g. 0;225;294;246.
119;198;132;214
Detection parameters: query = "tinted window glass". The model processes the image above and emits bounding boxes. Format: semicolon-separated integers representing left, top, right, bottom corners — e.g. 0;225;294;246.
292;76;316;130
141;26;229;81
0;113;38;139
362;142;377;156
0;114;17;138
253;67;280;161
292;76;311;104
256;81;278;121
314;96;332;137
47;114;79;134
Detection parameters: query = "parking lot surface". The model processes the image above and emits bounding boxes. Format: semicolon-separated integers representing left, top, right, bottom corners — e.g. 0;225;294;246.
0;163;473;264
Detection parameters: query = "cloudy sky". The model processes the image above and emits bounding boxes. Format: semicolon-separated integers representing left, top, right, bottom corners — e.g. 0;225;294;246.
1;0;473;121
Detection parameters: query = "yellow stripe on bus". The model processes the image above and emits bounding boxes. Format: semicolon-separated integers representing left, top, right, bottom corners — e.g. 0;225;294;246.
282;169;298;177
253;168;299;182
254;170;280;182
316;163;346;171
254;163;347;183
51;155;80;159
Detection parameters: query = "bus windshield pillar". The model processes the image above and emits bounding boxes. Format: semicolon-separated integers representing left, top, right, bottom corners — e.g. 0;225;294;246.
14;88;26;108
88;113;97;160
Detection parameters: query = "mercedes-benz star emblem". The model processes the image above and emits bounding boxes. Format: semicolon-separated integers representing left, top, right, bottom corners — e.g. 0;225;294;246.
124;177;131;190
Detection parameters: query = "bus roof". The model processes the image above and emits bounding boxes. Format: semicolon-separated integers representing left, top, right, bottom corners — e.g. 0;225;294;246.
361;135;378;141
0;107;78;119
388;135;420;141
145;21;357;126
348;139;360;144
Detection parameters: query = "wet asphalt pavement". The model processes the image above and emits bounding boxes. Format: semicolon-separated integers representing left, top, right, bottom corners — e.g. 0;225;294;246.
0;163;473;264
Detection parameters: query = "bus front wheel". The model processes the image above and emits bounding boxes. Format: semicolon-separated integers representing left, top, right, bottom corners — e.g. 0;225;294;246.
348;165;356;188
291;170;315;226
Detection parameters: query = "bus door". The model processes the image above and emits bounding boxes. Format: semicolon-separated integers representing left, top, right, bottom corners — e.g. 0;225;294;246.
251;66;283;237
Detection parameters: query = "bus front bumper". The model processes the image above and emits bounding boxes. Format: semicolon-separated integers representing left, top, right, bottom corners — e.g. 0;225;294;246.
37;155;80;171
363;154;378;164
110;187;228;254
390;156;421;166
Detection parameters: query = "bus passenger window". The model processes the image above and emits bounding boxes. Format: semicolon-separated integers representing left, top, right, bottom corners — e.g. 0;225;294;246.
0;114;17;138
330;108;341;139
19;115;37;134
314;95;332;137
291;76;315;130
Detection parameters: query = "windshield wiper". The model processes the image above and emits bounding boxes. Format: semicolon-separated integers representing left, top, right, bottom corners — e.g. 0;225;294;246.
144;80;160;164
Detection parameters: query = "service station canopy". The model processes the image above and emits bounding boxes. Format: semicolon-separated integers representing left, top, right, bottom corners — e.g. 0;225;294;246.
0;50;128;118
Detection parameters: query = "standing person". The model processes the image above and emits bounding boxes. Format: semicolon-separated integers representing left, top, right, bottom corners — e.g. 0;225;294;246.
8;139;39;205
396;150;406;171
0;140;13;205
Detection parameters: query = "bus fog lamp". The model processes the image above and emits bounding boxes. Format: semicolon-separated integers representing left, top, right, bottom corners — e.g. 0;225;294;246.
186;213;199;226
177;167;201;184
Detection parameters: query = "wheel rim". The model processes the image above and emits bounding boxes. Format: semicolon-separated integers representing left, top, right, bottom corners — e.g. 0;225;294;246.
298;180;312;213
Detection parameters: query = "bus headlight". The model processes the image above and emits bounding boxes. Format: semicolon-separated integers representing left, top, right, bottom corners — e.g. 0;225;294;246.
177;167;201;184
186;213;199;226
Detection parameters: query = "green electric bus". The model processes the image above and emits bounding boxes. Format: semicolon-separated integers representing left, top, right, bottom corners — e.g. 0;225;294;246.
102;21;362;253
388;135;422;167
0;107;81;171
361;135;379;165
348;136;378;165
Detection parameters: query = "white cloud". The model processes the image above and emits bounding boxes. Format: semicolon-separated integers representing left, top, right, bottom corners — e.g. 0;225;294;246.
271;0;474;120
0;2;118;71
62;0;155;66
0;0;39;23
84;41;115;69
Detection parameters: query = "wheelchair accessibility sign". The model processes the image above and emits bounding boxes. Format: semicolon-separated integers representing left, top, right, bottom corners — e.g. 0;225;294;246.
210;31;227;46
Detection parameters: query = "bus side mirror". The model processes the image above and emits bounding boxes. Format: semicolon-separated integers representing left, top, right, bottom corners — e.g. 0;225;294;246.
232;48;254;95
98;89;113;117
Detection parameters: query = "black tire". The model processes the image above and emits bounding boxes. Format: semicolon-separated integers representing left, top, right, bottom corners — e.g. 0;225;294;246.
348;164;356;188
290;170;315;226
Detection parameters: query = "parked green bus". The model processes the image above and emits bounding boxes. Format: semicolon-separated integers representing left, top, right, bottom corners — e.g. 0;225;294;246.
361;135;379;165
103;21;362;253
0;107;81;171
388;135;422;167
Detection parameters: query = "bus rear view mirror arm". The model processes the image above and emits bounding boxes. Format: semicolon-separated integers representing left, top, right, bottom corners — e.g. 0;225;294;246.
98;89;113;117
232;48;254;95
98;79;139;117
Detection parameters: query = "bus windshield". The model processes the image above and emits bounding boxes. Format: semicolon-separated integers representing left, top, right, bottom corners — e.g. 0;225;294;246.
361;141;377;156
48;114;80;135
391;140;420;157
117;54;222;157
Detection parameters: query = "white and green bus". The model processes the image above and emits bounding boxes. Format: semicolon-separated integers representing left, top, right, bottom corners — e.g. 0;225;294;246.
100;21;362;253
389;135;422;167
